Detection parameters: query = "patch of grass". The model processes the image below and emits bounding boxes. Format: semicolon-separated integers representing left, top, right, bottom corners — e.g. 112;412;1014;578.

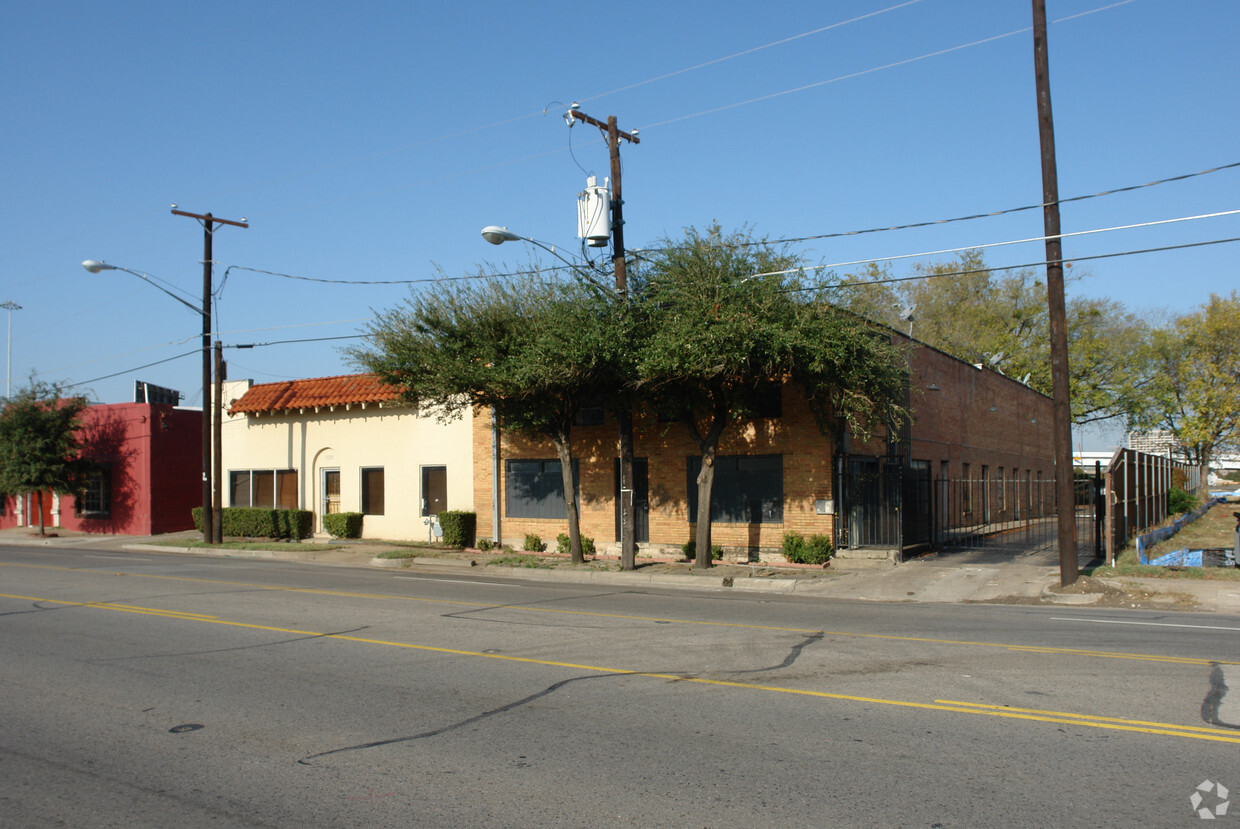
172;540;344;553
486;554;554;569
375;550;421;560
1083;501;1240;580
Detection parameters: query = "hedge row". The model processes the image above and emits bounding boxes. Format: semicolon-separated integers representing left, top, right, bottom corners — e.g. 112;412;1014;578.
192;507;313;540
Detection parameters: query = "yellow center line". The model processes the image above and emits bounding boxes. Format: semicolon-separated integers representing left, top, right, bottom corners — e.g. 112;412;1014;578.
6;589;1239;746
936;700;1240;737
4;562;1238;667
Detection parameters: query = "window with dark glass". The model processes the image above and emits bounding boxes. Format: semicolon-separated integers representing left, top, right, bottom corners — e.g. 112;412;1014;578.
230;469;298;508
686;454;783;523
361;467;385;516
78;466;111;516
506;459;579;519
743;381;783;419
422;466;447;517
572;395;605;426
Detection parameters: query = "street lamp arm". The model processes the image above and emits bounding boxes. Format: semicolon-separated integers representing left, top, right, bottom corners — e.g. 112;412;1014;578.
82;260;205;318
478;227;612;295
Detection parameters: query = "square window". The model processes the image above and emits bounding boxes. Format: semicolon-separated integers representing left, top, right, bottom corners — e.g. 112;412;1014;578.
686;454;783;523
506;459;579;519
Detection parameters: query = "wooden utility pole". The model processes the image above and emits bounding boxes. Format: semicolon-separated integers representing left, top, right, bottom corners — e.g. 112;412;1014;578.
567;107;641;569
1032;0;1078;586
172;208;248;545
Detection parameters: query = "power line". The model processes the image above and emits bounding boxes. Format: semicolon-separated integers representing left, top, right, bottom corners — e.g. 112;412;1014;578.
735;161;1240;250
63;350;201;391
760;208;1240;278
578;0;925;104
635;0;1135;132
812;236;1240;292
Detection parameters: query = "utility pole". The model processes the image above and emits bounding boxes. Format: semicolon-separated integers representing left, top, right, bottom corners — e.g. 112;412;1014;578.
567;107;641;570
1031;0;1078;587
172;208;248;545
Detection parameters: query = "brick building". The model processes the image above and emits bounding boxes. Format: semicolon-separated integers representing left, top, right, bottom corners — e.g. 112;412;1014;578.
472;337;1054;562
0;402;202;535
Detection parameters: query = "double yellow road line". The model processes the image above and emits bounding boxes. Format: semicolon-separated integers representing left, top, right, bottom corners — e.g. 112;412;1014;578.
5;588;1239;746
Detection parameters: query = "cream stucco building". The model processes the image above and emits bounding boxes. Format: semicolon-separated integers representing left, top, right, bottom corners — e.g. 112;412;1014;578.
222;374;473;540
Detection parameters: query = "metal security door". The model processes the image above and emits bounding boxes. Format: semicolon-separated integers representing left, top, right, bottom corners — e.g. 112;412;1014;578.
321;468;341;531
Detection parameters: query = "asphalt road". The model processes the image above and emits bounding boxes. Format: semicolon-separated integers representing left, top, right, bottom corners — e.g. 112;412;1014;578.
2;545;1238;827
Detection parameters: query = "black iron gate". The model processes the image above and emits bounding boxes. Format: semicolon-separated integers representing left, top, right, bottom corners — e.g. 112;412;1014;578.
841;457;1098;558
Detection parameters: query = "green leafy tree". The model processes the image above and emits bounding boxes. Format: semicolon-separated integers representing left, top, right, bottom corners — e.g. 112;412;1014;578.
1143;292;1240;490
0;382;93;536
637;226;908;569
837;251;1153;426
351;272;613;563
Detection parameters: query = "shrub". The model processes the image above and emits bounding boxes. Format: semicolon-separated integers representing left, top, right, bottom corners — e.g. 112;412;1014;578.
1168;486;1200;516
555;532;596;556
191;507;313;539
682;539;723;561
323;512;363;539
784;531;833;565
278;510;314;540
523;533;545;552
476;538;493;551
439;511;476;548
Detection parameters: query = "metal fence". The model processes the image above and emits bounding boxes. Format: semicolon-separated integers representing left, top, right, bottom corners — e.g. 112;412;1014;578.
933;476;1098;556
1103;448;1198;565
840;457;1100;559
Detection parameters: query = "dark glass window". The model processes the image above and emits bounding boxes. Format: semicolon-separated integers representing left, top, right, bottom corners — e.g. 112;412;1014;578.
744;382;783;419
78;466;111;516
573;395;605;426
361;467;385;515
506;459;580;519
231;471;252;507
231;469;298;508
687;454;783;523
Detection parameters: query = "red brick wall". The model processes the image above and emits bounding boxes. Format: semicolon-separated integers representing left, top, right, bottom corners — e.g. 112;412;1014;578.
905;341;1055;476
473;339;1055;554
474;385;837;552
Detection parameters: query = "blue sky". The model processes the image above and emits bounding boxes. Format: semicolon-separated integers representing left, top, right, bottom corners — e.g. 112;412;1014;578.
2;0;1235;450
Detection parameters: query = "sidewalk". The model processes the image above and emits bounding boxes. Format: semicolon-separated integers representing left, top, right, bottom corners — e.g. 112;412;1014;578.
2;526;1237;614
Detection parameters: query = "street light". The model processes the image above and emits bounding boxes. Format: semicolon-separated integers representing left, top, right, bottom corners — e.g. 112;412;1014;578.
82;259;214;544
479;226;611;293
0;300;21;398
480;225;632;559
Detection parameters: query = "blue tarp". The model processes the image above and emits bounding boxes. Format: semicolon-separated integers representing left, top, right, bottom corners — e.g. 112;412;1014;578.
1135;496;1225;564
1148;549;1204;567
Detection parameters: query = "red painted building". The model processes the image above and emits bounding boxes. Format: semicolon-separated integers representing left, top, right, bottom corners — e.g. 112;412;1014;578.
0;402;201;535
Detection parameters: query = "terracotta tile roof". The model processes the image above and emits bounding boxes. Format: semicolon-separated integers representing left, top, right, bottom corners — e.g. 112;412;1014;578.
229;374;404;415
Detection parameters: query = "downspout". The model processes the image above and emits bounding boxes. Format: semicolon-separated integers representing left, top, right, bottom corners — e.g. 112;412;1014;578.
491;408;501;546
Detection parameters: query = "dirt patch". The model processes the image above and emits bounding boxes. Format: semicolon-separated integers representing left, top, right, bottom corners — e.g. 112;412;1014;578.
1044;575;1199;610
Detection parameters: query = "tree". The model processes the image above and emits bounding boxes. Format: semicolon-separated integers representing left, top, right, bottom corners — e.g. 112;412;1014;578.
636;226;908;569
0;382;92;536
835;251;1154;427
351;272;613;563
1143;292;1240;490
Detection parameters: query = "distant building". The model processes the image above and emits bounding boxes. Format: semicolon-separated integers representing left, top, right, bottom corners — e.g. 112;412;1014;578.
1127;429;1185;459
0;402;201;535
